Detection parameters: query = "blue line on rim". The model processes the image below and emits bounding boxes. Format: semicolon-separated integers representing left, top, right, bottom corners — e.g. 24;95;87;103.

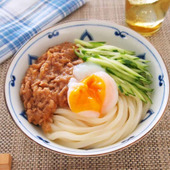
8;23;166;154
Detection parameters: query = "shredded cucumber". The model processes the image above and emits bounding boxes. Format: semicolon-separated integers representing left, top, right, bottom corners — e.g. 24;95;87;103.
74;39;153;103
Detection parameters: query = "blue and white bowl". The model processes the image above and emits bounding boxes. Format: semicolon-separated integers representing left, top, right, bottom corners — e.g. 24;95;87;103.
5;20;169;156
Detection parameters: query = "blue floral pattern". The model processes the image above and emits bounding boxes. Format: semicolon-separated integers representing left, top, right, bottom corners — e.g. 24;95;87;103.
121;136;134;143
37;136;50;143
48;30;59;39
158;75;164;86
28;54;38;65
10;75;16;87
20;110;28;120
140;109;154;123
114;30;127;38
137;53;146;60
80;30;93;40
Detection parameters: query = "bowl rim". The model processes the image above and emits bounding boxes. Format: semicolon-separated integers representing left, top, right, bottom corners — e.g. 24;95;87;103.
4;19;170;157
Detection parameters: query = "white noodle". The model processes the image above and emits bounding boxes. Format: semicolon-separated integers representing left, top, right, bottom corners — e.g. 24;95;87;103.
46;94;149;149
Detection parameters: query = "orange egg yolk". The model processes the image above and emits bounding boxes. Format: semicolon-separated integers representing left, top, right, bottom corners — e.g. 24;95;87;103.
68;75;106;114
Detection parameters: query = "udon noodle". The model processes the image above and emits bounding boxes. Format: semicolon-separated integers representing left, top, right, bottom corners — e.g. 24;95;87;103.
46;94;149;149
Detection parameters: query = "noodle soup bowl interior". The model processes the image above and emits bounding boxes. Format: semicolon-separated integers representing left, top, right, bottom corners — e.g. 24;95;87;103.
5;20;169;156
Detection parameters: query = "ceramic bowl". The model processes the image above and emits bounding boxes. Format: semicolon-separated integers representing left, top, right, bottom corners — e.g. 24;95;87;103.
5;20;169;156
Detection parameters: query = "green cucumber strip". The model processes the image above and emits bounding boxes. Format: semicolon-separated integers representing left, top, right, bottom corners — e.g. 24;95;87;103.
74;39;153;103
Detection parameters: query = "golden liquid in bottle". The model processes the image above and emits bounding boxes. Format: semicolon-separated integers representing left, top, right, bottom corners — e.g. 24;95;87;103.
126;0;170;36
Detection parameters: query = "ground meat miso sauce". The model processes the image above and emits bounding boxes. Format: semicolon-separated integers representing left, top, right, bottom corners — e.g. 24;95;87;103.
20;42;83;132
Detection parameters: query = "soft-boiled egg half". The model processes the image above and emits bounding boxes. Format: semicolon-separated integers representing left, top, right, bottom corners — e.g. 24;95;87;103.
67;63;118;118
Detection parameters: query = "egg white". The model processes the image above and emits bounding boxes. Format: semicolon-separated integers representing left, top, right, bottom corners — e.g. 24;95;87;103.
73;62;105;81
